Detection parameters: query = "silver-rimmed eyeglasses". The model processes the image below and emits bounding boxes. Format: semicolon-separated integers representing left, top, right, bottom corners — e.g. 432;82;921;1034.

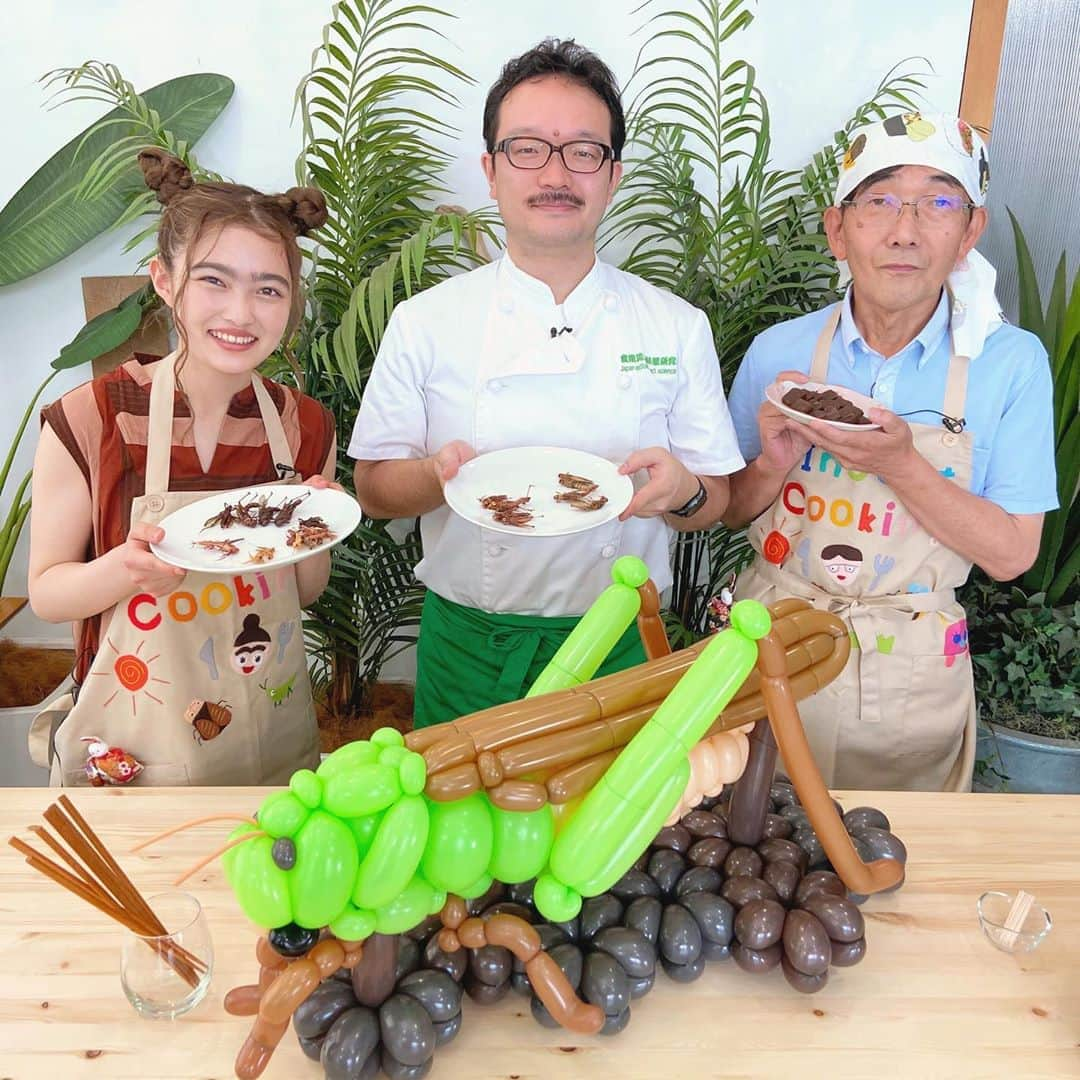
841;192;975;227
493;137;614;174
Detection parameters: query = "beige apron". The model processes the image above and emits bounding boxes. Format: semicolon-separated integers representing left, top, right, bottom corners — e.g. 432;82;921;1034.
737;305;977;791
29;351;320;786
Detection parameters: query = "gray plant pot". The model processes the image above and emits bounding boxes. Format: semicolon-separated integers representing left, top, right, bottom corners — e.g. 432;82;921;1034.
976;718;1080;794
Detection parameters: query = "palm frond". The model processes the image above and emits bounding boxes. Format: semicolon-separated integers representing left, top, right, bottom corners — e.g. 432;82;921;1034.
272;5;503;702
43;62;226;203
295;0;474;326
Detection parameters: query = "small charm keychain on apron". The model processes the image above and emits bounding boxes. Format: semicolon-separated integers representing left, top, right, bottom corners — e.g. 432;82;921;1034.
29;350;320;786
737;304;977;791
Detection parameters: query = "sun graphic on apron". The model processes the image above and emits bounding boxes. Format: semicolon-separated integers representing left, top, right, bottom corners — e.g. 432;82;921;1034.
91;637;171;714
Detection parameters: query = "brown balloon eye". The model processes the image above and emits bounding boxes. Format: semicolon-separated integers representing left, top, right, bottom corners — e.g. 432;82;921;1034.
272;836;297;870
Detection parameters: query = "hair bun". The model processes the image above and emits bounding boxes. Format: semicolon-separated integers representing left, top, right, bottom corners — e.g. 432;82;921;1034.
273;187;328;235
138;148;194;205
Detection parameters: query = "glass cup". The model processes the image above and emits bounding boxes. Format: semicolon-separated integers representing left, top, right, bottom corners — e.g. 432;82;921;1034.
977;890;1052;954
120;891;213;1019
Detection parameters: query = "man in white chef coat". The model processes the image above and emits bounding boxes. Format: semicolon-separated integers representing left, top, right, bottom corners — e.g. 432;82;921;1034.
350;38;744;727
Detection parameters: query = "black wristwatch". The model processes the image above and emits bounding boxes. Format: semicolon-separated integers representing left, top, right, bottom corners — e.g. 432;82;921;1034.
670;476;708;518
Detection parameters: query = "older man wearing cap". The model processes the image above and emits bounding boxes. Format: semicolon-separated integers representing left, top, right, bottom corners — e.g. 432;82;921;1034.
724;113;1058;792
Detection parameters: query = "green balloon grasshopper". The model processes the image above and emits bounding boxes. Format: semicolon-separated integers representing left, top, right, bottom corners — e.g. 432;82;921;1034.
136;558;900;1076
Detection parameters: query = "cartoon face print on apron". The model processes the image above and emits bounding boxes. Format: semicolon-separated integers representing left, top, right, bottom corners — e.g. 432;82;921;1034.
737;303;977;791
36;350;319;787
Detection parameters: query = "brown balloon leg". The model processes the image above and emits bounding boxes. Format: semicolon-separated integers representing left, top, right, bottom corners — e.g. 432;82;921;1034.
232;936;350;1079
224;983;261;1017
225;934;286;1018
234;1015;289;1080
758;629;904;896
635;579;671;659
726;716;778;847
527;951;605;1034
460;911;604;1035
439;895;468;930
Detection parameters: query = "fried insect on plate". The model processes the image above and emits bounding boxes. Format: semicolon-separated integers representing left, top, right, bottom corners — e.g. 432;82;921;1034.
556;472;598;495
479;485;533;512
555;472;605;510
247;546;276;565
491;507;536;528
479;493;528;511
192;538;242;558
233;493;267;528
202;502;238;530
555;492;608;512
271;491;310;526
285;516;337;550
202;490;311;530
201;492;259;530
479;489;536;528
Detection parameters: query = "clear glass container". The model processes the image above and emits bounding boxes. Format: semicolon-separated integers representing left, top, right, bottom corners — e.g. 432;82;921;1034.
977;890;1052;954
120;891;213;1019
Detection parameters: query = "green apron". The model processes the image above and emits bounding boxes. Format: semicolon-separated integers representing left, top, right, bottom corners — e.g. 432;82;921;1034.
414;590;648;729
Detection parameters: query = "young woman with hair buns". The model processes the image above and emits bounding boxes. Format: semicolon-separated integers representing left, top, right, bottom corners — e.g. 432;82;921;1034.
26;150;341;787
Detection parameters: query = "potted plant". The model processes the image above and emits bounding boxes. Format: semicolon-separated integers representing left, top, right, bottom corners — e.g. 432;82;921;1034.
968;581;1079;792
967;216;1079;792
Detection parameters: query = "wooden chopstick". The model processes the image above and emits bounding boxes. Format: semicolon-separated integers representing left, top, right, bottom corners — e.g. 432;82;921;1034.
10;837;136;926
49;798;201;968
56;796;167;937
994;890;1035;951
42;804;136;914
68;800;211;973
10;841;204;987
53;799;210;974
10;801;212;988
12;836;208;975
28;824;100;890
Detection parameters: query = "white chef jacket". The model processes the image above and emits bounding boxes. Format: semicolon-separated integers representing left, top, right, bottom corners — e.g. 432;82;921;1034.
348;253;744;616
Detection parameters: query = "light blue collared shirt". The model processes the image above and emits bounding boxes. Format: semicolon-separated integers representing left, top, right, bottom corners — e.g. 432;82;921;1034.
727;288;1059;515
838;287;950;411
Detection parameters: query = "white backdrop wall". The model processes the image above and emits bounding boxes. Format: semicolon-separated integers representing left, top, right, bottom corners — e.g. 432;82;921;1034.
0;0;972;644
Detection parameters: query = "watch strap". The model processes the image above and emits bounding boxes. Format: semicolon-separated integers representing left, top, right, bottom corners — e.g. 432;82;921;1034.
670;476;707;518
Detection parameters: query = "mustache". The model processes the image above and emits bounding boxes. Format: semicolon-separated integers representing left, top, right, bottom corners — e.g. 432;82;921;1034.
528;191;584;207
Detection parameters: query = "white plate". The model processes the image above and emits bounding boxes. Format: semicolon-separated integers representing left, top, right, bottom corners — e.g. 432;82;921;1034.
444;446;634;537
765;380;882;431
150;484;362;573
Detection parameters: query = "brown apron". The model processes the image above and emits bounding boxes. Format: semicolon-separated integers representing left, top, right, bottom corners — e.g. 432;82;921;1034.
737;305;977;791
29;350;320;786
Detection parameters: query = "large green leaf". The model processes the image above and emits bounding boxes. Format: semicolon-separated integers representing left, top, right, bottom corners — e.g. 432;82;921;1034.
52;284;151;371
1008;208;1046;349
0;73;233;286
1010;212;1079;602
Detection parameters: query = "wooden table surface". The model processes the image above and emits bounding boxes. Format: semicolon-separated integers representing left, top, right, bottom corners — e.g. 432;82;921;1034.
1;788;1078;1079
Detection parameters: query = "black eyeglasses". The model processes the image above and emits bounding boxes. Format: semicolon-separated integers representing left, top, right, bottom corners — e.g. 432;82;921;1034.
493;137;615;174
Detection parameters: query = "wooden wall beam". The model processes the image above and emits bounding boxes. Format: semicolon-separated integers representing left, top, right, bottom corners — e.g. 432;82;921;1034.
959;0;1010;139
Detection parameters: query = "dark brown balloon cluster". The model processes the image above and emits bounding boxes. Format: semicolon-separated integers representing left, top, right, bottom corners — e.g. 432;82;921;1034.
642;781;906;993
290;783;906;1075
290;928;463;1079
493;778;907;1015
